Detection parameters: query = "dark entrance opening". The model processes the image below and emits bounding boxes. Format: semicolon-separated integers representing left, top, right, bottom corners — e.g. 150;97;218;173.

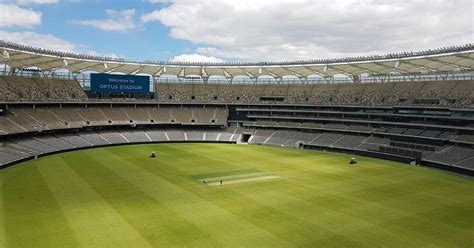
241;133;251;143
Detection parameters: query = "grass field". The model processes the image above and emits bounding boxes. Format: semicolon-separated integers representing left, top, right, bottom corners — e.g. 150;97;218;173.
0;143;472;247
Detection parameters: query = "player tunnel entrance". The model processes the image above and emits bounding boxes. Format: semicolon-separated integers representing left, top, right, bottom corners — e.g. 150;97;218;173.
241;133;251;143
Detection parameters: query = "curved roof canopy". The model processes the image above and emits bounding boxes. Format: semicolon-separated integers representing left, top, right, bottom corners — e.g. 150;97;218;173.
1;40;473;79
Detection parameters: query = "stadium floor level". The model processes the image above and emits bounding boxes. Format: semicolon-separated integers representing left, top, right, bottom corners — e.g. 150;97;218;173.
0;143;472;247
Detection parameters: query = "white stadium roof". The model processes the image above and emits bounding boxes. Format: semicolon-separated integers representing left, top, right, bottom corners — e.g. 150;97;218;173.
1;40;473;79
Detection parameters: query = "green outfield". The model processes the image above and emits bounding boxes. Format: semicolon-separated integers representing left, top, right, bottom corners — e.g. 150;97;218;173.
0;143;472;247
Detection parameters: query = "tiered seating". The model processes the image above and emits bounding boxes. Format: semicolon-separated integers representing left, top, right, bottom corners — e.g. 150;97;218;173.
19;108;67;130
172;108;191;123
347;125;373;132
79;108;108;125
13;138;58;153
265;130;294;145
300;122;324;128
79;132;110;145
309;133;344;146
166;130;185;140
98;131;128;144
0;77;19;101
145;129;168;142
387;127;406;134
418;130;442;138
250;130;275;144
404;129;424;136
325;123;348;130
448;80;474;106
454;156;474;170
204;131;219;141
0;75;472;174
0;113;27;134
5;76;46;101
217;128;235;142
356;136;391;151
425;146;474;165
332;135;369;149
278;121;301;127
148;108;172;123
0;150;22;164
0;107;229;134
452;135;474;143
0;76;87;102
390;81;425;103
120;130;150;143
101;108;129;124
55;133;93;147
193;108;214;124
59;79;87;101
1;126;472;175
53;108;86;128
6;109;43;131
186;131;204;141
262;130;316;146
125;107;151;124
34;135;75;150
0;75;471;107
154;80;474;107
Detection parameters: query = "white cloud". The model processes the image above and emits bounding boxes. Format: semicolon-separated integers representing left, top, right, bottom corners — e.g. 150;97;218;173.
146;0;173;3
0;31;126;59
0;4;41;28
142;0;474;61
85;50;122;59
73;9;136;32
0;31;78;51
16;0;59;4
172;53;224;63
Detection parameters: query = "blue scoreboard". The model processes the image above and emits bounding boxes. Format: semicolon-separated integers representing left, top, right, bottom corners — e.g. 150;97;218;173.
90;73;150;93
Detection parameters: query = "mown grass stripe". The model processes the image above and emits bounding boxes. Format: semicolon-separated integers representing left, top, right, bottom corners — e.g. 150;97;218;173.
3;164;79;248
99;148;293;247
200;172;274;182
38;156;152;248
0;143;472;247
190;169;265;179
65;151;215;247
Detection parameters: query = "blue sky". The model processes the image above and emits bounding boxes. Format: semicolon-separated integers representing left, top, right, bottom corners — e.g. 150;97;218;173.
0;0;472;62
1;0;202;61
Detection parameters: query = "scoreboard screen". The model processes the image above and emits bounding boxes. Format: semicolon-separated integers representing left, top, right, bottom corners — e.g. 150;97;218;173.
90;73;150;93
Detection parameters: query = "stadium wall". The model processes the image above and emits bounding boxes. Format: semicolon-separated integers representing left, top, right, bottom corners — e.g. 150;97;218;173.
0;138;236;170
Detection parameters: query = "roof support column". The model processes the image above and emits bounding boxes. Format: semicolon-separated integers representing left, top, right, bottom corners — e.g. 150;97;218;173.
251;77;257;85
323;76;332;84
377;75;388;83
300;77;307;84
351;74;361;84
